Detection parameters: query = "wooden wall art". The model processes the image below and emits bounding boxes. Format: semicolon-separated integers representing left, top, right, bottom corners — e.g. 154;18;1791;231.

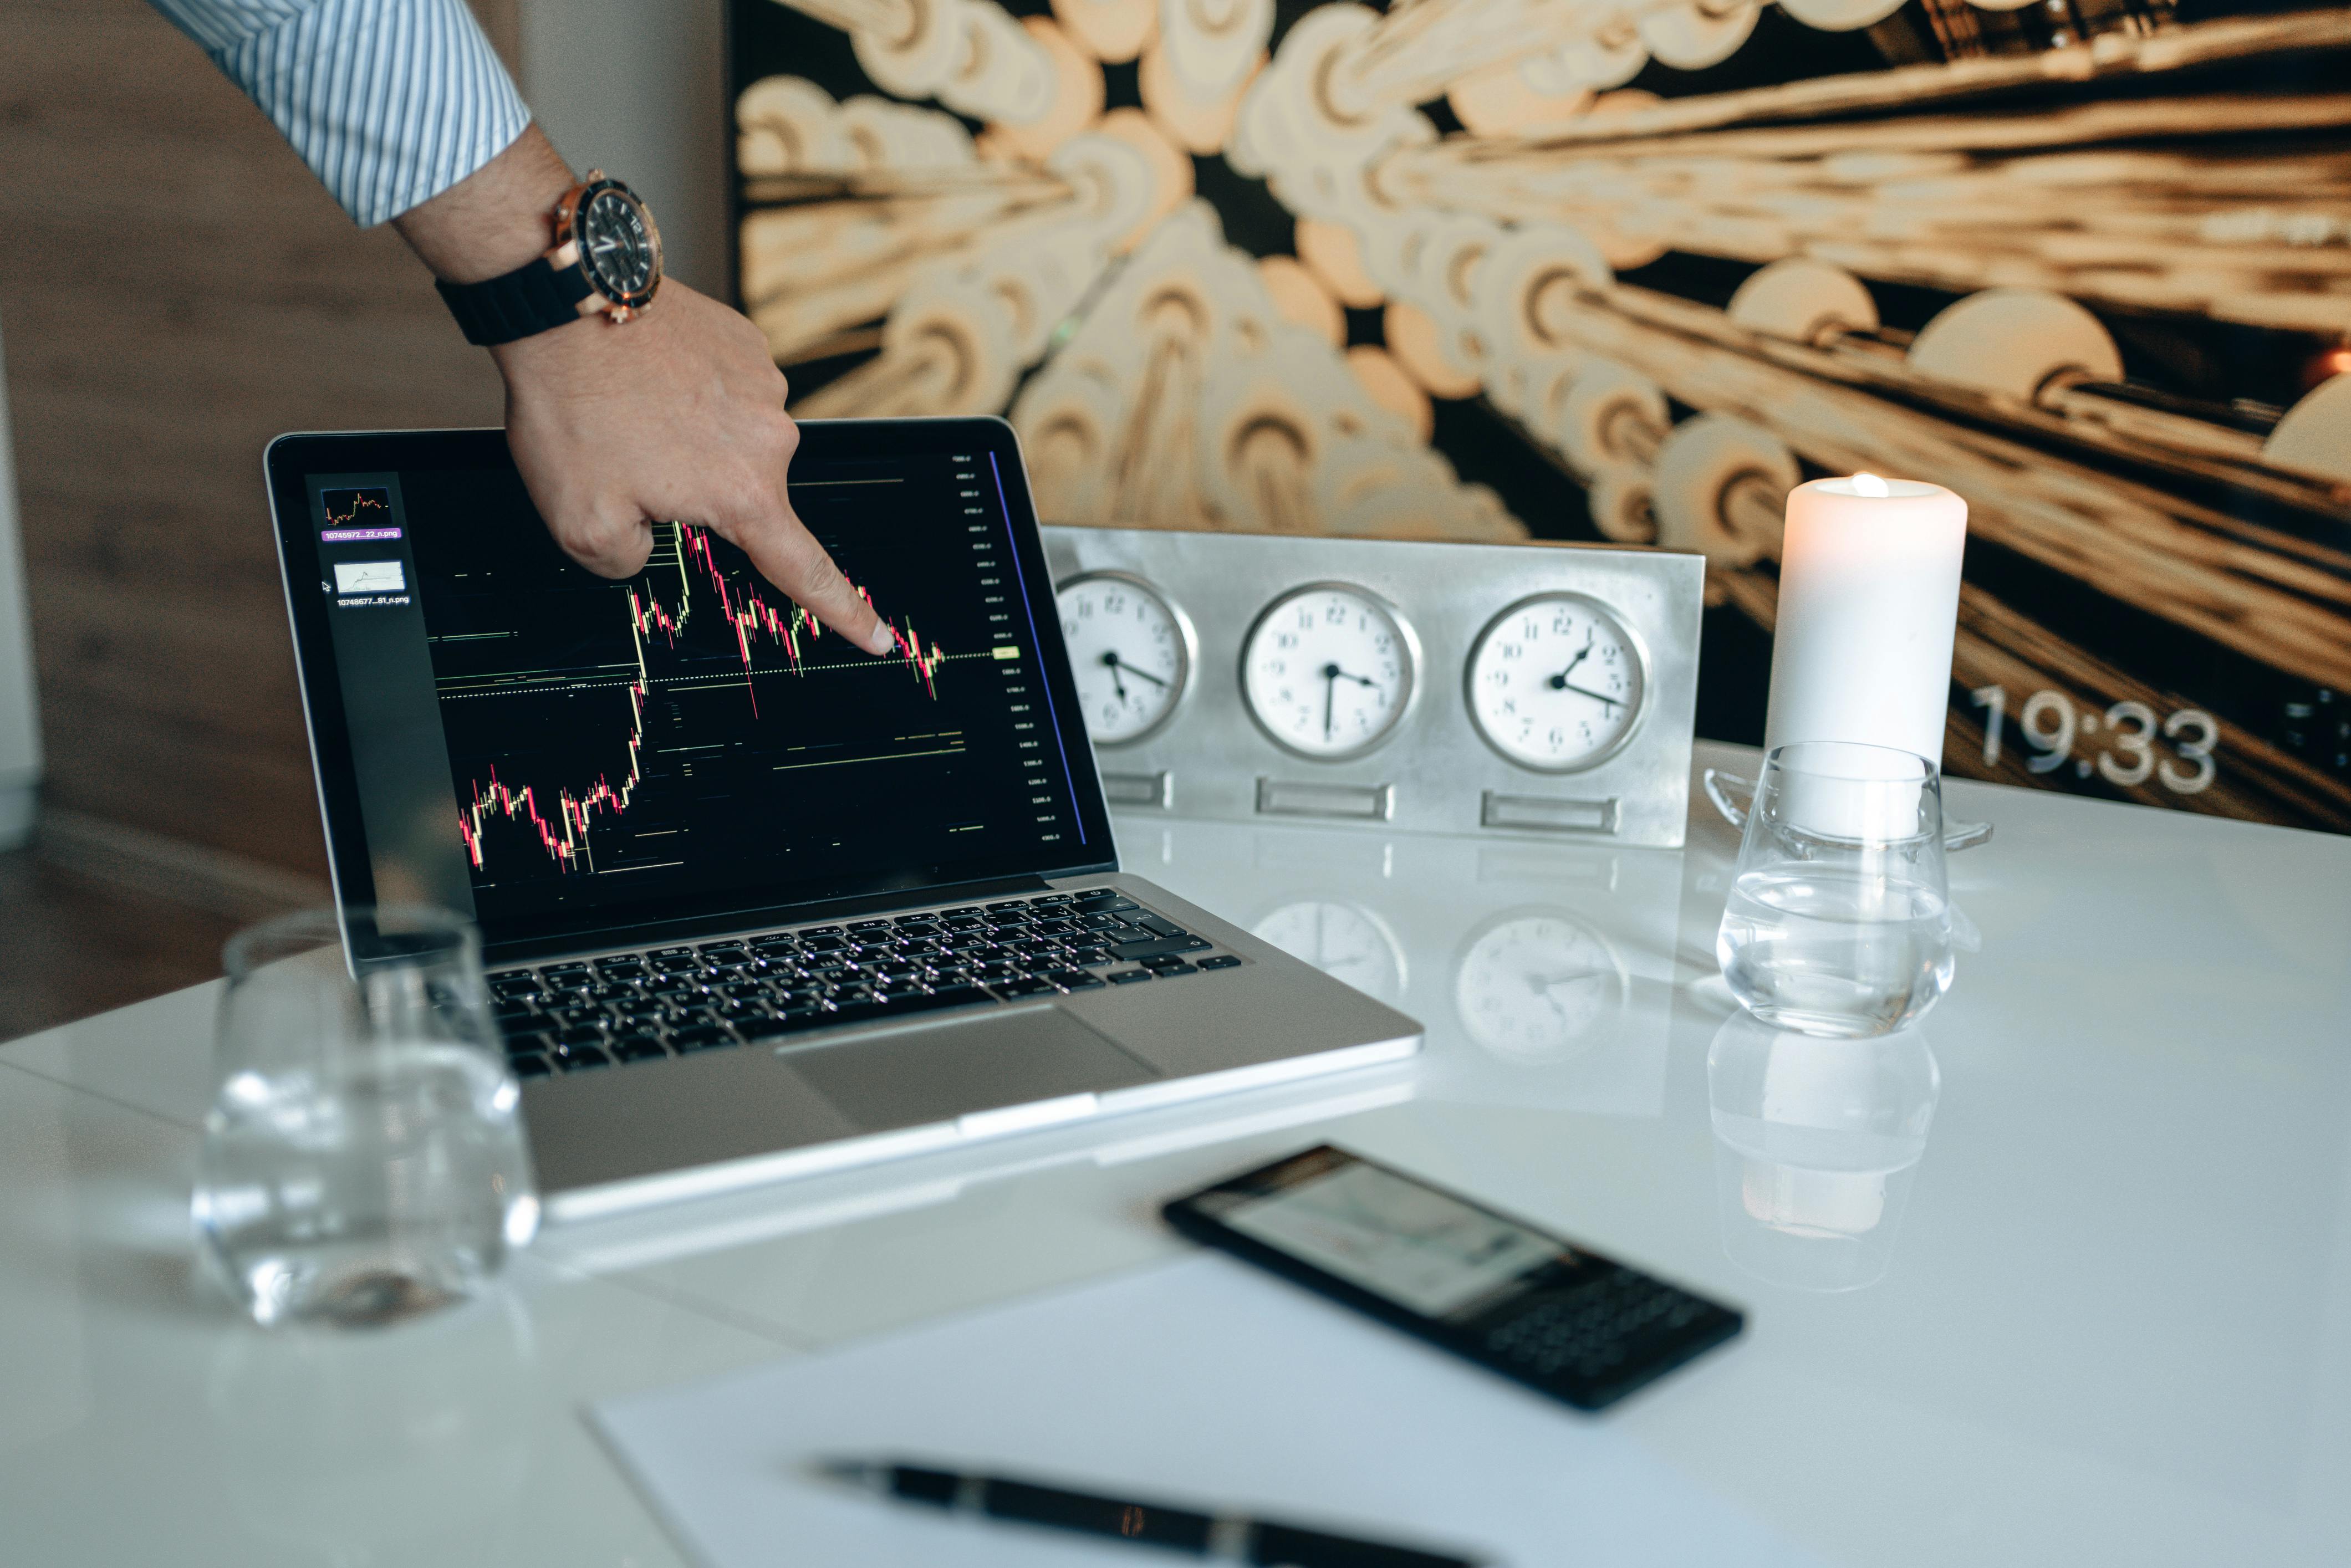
731;0;2351;833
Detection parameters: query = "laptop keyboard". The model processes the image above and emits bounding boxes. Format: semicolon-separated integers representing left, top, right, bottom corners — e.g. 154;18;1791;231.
486;887;1247;1080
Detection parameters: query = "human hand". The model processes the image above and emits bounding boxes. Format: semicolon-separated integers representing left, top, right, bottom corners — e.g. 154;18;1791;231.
492;283;895;655
393;126;894;656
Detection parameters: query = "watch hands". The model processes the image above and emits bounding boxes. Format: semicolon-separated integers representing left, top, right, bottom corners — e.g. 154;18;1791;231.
1546;637;1594;691
1322;663;1338;739
1100;650;1168;688
1555;680;1621;708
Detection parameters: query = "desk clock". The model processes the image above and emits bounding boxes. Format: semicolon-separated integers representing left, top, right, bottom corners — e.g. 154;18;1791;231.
1043;528;1704;848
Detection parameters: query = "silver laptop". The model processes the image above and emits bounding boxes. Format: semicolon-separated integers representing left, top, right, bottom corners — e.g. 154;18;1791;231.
266;418;1420;1221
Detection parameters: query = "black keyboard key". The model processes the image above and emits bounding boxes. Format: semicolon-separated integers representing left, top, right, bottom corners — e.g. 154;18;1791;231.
800;925;844;938
1134;915;1189;939
1138;952;1194;971
1032;893;1075;907
1067;947;1111;968
992;977;1057;998
893;921;942;938
757;986;993;1038
1106;968;1154;984
511;1053;553;1079
985;899;1032;911
611;1038;670;1063
1046;970;1105;990
670;1025;736;1053
1070;887;1119;905
848;918;894;932
802;936;848;954
1108;935;1211;963
555;1043;611;1071
504;1030;554;1056
553;1025;608;1047
1150;961;1199;977
697;940;747;954
649;947;695;960
939;906;981;917
1031;918;1078;937
1198;954;1244;971
1076;912;1125;931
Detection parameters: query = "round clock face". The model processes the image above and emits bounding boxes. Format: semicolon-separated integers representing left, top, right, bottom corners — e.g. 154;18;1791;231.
1056;573;1190;744
1241;585;1415;759
1454;911;1629;1063
1466;594;1648;772
580;186;660;305
1252;900;1406;1004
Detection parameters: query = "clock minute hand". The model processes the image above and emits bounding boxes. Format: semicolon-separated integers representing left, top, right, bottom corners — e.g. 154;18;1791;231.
1103;651;1169;688
1557;679;1622;709
1321;663;1340;739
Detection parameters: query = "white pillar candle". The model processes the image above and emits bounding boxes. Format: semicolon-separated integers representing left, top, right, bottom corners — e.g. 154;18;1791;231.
1764;474;1967;767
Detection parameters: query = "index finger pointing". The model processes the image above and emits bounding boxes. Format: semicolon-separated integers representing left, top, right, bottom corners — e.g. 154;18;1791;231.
726;492;898;657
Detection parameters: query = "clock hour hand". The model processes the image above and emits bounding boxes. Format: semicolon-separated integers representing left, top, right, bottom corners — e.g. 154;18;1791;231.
1549;636;1594;688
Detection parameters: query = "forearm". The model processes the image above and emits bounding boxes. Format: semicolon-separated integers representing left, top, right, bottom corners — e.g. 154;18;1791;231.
391;124;576;284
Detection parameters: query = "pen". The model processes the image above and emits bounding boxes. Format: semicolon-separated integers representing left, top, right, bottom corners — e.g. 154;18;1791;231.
814;1457;1487;1567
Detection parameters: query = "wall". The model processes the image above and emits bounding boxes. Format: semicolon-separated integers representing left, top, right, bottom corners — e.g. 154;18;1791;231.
521;0;731;298
0;315;39;848
0;0;520;879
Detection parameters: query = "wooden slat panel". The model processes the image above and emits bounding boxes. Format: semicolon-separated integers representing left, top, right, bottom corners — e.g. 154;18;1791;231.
1;0;518;880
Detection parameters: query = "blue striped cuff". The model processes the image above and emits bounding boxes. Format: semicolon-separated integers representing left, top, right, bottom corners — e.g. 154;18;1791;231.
154;0;532;226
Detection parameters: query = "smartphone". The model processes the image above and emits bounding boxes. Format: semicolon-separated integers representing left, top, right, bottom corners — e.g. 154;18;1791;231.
1164;1145;1743;1412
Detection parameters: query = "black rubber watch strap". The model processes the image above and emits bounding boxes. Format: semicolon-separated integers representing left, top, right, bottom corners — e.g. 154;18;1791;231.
435;256;596;346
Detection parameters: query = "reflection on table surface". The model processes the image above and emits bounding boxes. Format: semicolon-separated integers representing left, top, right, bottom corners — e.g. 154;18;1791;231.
4;748;2351;1566
1123;813;1682;1118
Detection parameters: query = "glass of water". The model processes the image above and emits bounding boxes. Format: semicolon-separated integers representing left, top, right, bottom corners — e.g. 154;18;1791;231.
193;906;539;1327
1716;742;1955;1038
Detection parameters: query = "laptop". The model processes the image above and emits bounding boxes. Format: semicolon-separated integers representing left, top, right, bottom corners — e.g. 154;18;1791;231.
265;418;1421;1221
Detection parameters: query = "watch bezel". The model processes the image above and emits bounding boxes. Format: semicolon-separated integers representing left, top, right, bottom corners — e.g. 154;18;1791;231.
554;171;664;320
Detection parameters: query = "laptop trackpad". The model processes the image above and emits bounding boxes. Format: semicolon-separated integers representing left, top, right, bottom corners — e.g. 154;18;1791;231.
785;1005;1160;1134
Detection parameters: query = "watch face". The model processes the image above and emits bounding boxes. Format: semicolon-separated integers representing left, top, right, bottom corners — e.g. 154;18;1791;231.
578;185;660;307
1057;573;1190;745
1241;585;1415;759
1252;898;1407;1004
1465;594;1647;772
1454;910;1630;1063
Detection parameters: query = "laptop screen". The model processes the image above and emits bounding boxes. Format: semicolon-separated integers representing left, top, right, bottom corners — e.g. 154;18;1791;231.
267;420;1113;957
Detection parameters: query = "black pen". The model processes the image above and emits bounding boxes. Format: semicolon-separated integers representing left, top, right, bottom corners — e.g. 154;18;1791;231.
813;1458;1487;1567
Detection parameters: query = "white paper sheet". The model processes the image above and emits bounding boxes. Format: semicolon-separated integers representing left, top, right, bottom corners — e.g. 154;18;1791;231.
590;1254;1818;1568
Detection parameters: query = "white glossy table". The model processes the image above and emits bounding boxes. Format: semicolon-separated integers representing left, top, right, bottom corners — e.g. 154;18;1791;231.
4;742;2347;1567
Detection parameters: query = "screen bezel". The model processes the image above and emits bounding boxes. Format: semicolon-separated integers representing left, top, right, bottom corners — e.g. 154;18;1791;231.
265;418;1116;959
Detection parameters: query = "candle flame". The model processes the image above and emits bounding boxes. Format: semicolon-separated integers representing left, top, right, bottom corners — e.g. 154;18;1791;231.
1852;472;1891;498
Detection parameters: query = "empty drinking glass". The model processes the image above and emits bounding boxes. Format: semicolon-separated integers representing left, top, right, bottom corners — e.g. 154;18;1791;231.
1716;742;1955;1038
193;906;539;1327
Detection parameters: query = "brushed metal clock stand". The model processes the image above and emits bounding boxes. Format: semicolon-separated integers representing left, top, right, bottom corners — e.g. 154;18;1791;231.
1043;527;1706;850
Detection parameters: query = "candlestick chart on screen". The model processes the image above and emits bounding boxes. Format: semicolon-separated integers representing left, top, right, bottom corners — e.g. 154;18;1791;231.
411;456;1055;919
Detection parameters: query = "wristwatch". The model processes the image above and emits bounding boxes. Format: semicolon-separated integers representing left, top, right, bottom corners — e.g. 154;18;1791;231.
434;171;664;346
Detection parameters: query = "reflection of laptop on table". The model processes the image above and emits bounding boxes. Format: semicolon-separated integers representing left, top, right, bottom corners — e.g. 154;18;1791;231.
266;418;1420;1221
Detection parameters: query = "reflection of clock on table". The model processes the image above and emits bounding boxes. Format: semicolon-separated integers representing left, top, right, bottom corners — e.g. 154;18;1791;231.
1252;899;1407;1004
1454;910;1631;1063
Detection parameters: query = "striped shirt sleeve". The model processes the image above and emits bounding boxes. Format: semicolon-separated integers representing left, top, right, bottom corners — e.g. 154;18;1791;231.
148;0;533;227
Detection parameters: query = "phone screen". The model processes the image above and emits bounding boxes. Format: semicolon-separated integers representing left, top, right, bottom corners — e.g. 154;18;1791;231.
1188;1147;1568;1321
